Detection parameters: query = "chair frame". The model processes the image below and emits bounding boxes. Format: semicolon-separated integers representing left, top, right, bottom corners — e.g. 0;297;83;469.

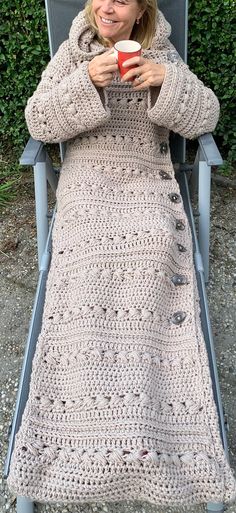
4;0;229;510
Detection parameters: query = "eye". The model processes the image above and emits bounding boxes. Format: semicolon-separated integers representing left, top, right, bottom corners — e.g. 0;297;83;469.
115;0;126;4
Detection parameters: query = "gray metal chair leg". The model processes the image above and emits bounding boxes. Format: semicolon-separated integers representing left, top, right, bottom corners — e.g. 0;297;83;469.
33;160;49;270
198;154;211;284
188;148;211;284
33;150;58;271
207;502;225;512
17;496;35;513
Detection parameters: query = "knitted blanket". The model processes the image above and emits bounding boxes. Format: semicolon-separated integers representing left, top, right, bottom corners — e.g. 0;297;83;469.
7;8;236;506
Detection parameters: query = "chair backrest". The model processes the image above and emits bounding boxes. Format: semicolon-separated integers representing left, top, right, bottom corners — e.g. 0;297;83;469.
45;0;188;163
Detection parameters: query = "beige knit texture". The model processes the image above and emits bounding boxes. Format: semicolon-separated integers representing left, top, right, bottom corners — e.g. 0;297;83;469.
7;9;236;506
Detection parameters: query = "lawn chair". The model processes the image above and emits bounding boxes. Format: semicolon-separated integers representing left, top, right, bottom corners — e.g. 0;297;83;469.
4;0;228;512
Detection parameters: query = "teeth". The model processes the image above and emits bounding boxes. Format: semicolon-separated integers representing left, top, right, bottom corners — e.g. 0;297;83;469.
101;17;115;24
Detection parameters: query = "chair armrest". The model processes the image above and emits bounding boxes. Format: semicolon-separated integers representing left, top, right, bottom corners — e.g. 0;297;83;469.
198;133;223;166
20;137;46;166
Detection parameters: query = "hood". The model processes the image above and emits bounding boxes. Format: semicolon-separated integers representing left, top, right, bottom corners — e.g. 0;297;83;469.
68;8;171;63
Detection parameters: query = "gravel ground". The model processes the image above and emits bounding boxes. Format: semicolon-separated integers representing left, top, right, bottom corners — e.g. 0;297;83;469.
0;169;236;513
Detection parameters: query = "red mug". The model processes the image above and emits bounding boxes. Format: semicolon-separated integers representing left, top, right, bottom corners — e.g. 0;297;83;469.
114;40;141;81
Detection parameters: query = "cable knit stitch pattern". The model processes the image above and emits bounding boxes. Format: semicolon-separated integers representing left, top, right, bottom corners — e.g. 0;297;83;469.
7;8;236;506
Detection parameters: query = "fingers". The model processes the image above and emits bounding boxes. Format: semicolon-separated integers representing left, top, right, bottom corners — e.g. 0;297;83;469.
102;78;113;87
133;73;148;86
102;48;117;63
89;50;117;87
104;63;119;72
132;78;149;90
94;72;114;87
102;72;114;82
121;65;146;83
122;56;145;68
99;53;118;72
104;56;118;68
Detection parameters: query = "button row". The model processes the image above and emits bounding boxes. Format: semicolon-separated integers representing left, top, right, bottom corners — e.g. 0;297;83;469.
158;165;187;326
156;178;187;247
158;168;187;324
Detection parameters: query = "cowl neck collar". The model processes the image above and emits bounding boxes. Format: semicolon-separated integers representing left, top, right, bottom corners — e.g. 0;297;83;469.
68;8;171;63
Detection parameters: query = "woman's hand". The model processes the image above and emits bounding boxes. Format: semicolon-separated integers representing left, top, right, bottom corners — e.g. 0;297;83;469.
88;48;119;88
121;56;166;90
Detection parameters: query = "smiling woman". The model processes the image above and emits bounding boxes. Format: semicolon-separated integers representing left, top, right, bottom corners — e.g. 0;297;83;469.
85;0;156;48
86;0;163;89
90;0;145;46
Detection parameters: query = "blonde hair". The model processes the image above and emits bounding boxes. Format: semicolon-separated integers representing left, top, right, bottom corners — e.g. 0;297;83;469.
84;0;157;49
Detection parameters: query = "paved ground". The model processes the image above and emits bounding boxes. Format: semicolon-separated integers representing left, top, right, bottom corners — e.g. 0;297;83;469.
0;169;236;513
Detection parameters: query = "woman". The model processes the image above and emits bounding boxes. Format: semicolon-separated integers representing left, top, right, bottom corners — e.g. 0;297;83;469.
7;0;236;506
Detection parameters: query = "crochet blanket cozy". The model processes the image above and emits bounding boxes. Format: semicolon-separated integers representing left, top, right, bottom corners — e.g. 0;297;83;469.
7;8;236;506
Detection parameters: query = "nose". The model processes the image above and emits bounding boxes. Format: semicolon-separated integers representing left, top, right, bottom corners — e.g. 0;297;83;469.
101;0;114;13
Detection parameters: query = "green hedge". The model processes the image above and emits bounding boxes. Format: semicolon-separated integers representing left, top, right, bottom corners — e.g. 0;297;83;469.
188;0;236;164
0;0;48;149
0;0;235;163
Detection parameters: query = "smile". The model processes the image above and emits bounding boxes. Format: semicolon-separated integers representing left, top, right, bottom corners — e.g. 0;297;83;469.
100;17;117;24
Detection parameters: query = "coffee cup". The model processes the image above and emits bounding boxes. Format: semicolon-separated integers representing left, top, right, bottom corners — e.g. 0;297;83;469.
114;40;141;81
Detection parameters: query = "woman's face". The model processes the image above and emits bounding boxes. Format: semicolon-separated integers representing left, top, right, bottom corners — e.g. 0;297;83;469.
92;0;145;45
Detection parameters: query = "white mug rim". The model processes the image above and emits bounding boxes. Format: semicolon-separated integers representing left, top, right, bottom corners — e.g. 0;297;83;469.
114;40;141;53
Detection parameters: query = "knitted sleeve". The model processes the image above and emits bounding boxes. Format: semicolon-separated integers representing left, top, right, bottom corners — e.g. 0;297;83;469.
25;40;111;143
147;44;220;140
